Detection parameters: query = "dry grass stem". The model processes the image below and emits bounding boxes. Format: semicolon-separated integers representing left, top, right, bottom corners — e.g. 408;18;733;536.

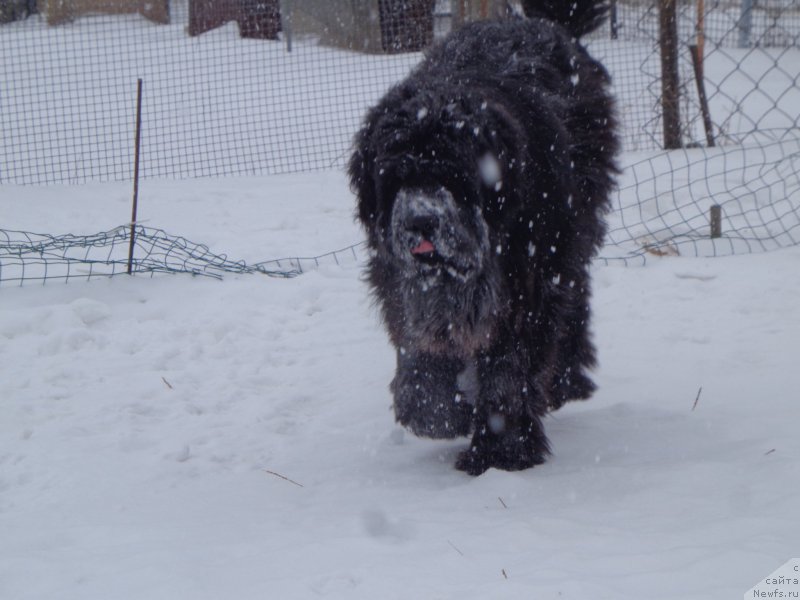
447;540;464;556
692;387;702;411
262;469;304;488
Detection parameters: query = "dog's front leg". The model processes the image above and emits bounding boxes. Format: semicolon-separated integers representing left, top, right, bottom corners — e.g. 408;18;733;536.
455;342;551;475
391;349;473;439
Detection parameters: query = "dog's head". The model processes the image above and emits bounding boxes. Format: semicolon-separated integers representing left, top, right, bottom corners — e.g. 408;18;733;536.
350;83;543;284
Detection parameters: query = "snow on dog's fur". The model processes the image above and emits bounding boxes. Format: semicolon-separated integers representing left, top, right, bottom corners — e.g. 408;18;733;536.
349;0;619;475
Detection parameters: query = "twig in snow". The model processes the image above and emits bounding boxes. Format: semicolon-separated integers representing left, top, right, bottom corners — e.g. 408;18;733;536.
502;569;508;579
764;448;776;456
262;469;304;488
447;540;464;556
498;496;508;509
692;387;703;411
161;377;173;390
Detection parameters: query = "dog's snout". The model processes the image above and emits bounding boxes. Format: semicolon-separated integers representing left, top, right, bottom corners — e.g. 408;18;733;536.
393;186;456;255
406;213;439;237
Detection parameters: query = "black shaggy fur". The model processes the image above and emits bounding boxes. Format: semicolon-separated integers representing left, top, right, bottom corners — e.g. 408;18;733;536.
349;0;619;475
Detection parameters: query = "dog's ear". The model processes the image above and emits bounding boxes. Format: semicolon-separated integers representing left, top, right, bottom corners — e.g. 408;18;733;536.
473;101;527;209
349;127;379;227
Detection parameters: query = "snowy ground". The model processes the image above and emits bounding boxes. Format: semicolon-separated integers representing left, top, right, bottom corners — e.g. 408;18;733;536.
1;170;799;599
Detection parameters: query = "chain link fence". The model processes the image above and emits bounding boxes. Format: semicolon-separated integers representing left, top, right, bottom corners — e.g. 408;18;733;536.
600;0;800;150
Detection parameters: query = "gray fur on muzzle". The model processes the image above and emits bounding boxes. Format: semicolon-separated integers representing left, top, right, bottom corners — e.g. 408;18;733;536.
390;186;489;281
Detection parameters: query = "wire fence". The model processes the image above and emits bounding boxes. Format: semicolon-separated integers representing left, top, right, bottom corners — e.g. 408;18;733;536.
0;0;428;183
2;127;798;285
601;0;800;150
0;225;369;286
603;129;800;265
2;0;799;184
1;0;799;284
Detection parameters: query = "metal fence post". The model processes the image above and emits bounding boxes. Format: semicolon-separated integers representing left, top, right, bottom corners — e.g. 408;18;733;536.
127;79;143;276
282;0;292;52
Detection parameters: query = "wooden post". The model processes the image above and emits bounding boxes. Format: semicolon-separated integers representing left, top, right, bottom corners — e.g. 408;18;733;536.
709;204;722;238
453;0;465;28
127;78;143;275
690;44;715;147
696;0;705;73
659;0;682;149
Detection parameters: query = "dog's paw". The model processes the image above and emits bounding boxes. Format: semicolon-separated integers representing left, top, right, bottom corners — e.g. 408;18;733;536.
455;419;549;475
455;443;547;476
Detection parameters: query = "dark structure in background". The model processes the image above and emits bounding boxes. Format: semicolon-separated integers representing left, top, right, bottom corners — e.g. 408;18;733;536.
37;0;169;25
289;0;435;53
378;0;435;52
0;0;37;23
189;0;281;39
187;0;434;50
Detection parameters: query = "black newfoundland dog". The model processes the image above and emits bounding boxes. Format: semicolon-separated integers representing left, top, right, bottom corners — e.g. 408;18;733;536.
349;0;618;475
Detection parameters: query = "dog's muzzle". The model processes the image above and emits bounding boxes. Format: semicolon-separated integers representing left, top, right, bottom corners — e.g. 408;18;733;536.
392;187;449;263
390;186;488;280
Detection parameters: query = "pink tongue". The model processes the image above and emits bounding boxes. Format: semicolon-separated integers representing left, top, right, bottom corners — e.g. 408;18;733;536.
411;239;436;255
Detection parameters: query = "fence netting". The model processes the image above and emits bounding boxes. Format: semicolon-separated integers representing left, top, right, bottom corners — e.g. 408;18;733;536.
0;225;369;286
602;0;800;151
0;0;428;183
1;0;799;284
604;129;800;265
